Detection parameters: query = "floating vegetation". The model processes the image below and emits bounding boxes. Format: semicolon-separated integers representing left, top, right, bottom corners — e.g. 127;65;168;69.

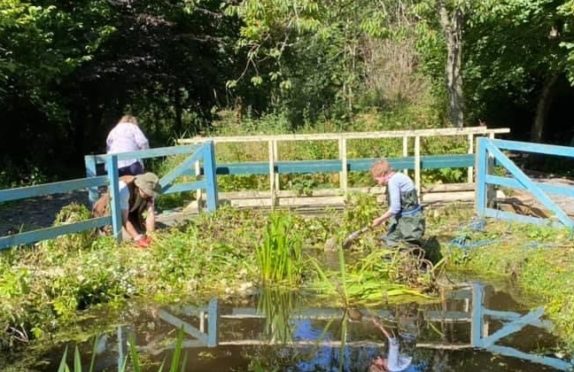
309;246;433;307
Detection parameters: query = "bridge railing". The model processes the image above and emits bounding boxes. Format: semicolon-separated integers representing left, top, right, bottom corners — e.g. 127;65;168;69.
476;138;574;228
0;142;217;250
180;127;509;206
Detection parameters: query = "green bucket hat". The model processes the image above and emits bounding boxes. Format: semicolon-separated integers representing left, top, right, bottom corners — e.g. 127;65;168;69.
134;172;162;198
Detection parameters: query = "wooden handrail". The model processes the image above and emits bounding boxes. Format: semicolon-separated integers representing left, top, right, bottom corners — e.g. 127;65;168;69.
178;127;510;144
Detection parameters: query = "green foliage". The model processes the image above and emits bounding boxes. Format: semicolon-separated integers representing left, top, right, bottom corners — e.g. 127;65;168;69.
257;212;304;285
56;328;188;371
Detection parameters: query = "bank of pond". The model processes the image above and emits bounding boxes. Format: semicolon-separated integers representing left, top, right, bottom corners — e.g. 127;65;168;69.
0;202;573;371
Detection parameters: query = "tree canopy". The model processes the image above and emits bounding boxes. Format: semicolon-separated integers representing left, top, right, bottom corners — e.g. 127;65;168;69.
1;0;573;182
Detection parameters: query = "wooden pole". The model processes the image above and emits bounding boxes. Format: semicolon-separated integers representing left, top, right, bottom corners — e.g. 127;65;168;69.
403;136;409;175
339;137;348;196
467;133;474;183
414;136;421;197
273;139;279;193
268;140;276;208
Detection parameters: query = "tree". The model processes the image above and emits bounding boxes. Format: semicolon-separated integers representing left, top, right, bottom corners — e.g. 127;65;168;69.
462;0;572;141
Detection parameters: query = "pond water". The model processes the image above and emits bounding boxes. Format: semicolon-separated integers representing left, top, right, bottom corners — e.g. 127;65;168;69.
10;280;574;371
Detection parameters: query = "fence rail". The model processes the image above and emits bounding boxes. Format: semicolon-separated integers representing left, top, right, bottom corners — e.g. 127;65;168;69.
180;127;509;206
0;142;218;250
476;138;574;228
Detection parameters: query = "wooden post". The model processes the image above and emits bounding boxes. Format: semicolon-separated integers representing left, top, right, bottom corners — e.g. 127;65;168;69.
84;155;99;205
195;160;203;210
486;135;496;208
471;283;484;348
339;137;348;196
402;136;409;175
204;141;219;212
475;138;488;217
268;140;276;208
467;133;474;183
273;139;279;194
105;155;122;242
207;298;219;347
414;136;421;197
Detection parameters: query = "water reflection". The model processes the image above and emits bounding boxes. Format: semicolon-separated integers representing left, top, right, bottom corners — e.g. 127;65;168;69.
42;282;574;371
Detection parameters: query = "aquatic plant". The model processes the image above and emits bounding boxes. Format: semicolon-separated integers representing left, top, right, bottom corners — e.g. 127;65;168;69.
57;329;187;372
257;288;298;344
256;212;304;285
310;246;432;307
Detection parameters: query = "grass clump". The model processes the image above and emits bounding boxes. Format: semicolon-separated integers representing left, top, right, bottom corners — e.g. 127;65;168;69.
257;212;304;286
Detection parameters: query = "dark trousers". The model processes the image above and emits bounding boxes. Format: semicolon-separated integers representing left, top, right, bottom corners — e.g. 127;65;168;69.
118;162;144;177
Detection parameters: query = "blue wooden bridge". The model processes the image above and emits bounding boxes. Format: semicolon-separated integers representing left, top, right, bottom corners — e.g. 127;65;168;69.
1;126;574;250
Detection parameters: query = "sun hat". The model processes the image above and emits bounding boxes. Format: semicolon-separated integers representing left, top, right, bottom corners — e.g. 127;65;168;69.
134;172;161;198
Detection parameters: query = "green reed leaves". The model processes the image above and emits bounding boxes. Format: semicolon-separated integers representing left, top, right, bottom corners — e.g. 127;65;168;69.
257;212;304;285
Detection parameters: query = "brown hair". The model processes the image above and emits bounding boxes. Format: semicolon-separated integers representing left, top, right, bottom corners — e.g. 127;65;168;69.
371;159;392;178
118;115;138;125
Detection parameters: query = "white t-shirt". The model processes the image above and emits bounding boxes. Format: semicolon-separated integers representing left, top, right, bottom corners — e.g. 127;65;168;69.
118;181;130;211
117;181;154;212
387;337;412;371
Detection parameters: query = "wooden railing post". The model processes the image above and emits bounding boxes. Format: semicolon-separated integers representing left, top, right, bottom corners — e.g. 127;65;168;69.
84;155;99;204
339;136;348;196
467;133;474;183
195;160;203;209
475;138;488;217
204;141;219;212
106;155;122;242
273;139;279;197
268;140;277;208
414;136;421;197
402;136;409;175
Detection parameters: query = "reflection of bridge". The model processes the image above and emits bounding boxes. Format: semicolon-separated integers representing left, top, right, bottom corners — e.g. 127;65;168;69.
131;283;572;371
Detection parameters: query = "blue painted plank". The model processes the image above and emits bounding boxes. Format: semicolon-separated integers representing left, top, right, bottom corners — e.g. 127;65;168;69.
162;181;206;195
487;345;573;371
475;139;488;217
84;156;100;204
106;156;122;242
93;145;201;163
486;175;574;197
205;142;219;211
0;217;110;250
208;298;219;347
0;177;107;203
213;155;474;176
485;142;574;228
471;283;484;347
482;307;545;348
484;208;563;227
158;309;208;345
492;138;574;158
160;148;205;188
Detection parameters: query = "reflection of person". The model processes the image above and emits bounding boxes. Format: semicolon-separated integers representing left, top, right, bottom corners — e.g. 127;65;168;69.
369;318;412;372
106;115;149;176
92;172;161;248
370;159;425;247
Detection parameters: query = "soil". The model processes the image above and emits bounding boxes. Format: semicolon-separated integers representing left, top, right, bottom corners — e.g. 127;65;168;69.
0;191;90;236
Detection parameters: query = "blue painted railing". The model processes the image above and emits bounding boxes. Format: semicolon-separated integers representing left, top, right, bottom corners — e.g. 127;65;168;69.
211;154;474;175
476;138;574;228
0;142;218;250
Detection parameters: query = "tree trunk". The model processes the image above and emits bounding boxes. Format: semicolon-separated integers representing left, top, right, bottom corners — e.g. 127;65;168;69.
531;74;559;142
438;1;465;128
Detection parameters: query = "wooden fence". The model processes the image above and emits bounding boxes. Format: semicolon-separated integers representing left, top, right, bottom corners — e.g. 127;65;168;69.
180;127;510;207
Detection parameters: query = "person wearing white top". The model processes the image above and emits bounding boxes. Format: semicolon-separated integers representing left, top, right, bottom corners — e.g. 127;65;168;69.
106;115;149;176
369;317;412;372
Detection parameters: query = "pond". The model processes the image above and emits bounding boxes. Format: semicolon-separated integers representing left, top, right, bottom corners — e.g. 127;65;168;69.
8;279;574;371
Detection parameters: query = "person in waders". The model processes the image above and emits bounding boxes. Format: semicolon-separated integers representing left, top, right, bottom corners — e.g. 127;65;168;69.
92;172;161;248
370;159;425;247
